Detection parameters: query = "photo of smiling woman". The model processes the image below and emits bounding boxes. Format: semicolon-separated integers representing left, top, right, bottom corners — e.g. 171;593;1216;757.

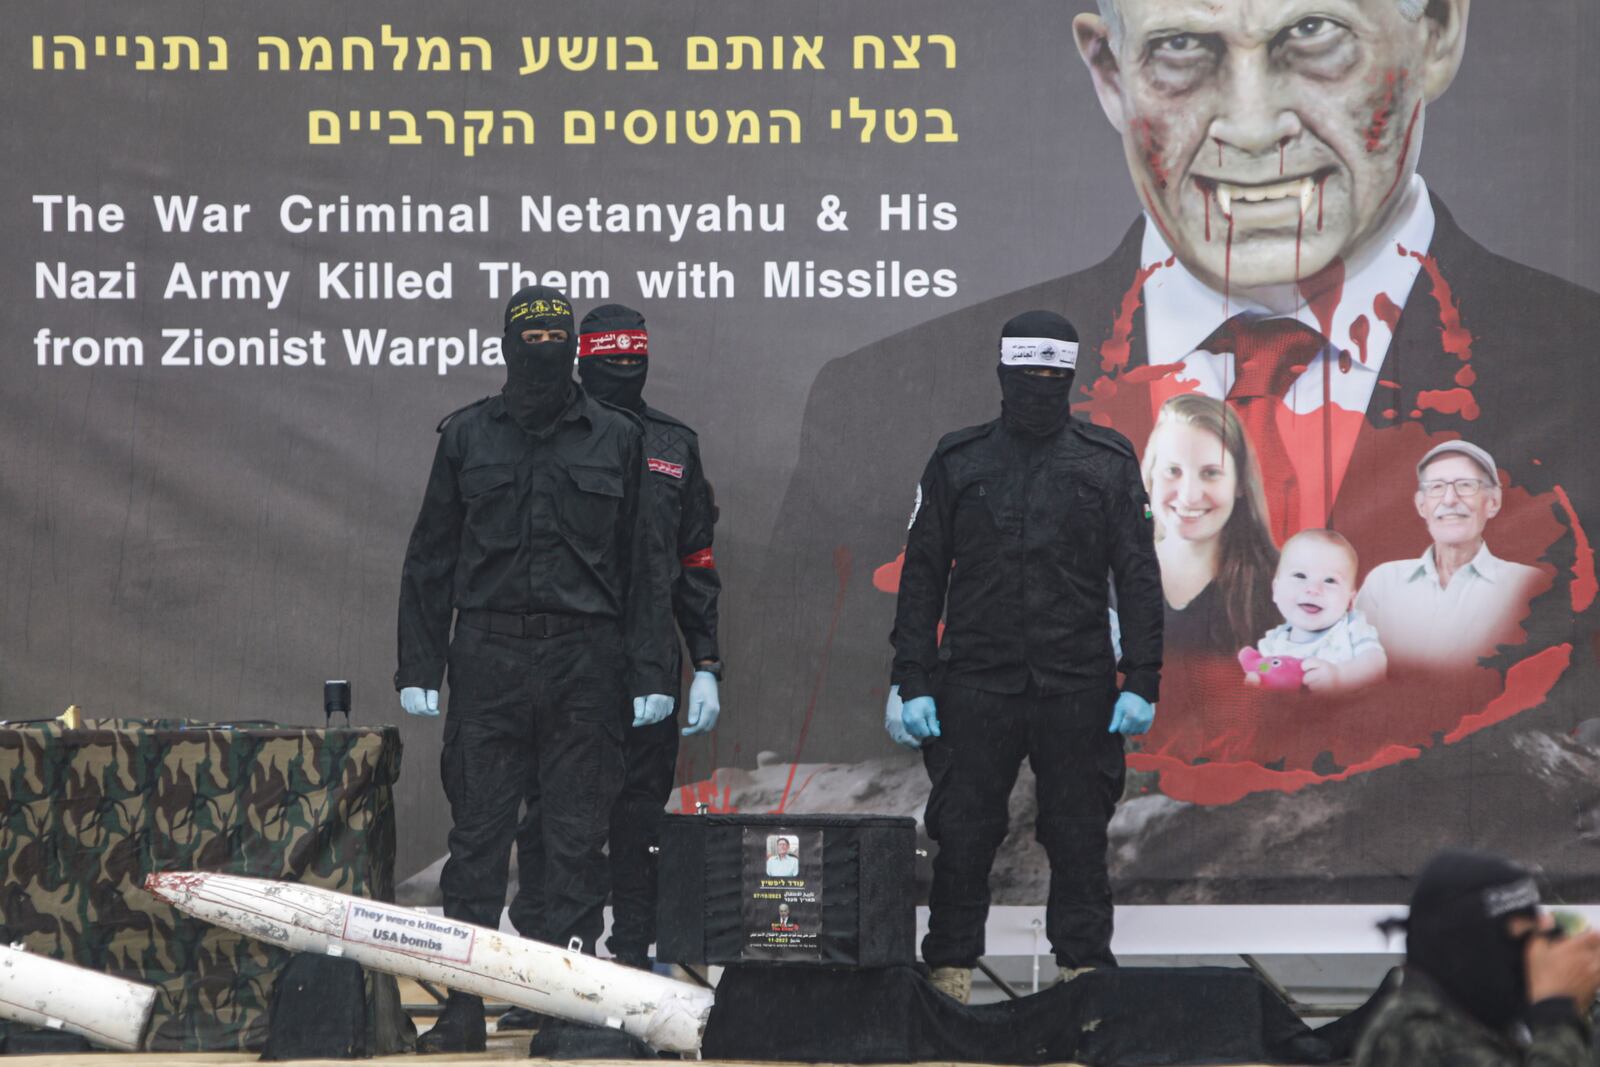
1141;393;1279;658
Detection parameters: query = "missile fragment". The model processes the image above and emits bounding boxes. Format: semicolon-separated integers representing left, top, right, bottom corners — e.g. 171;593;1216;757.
0;943;157;1051
144;871;713;1052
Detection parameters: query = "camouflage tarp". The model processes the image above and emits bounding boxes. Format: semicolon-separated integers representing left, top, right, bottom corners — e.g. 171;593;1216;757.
0;718;414;1052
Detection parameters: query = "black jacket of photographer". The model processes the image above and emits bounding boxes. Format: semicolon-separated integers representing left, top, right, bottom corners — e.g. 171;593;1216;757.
890;415;1162;703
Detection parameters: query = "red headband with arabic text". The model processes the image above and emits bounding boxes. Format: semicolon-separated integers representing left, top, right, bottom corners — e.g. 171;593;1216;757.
578;329;650;358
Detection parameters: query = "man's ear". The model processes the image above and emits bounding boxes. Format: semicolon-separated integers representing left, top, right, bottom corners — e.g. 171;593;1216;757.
1420;0;1470;102
1073;13;1129;134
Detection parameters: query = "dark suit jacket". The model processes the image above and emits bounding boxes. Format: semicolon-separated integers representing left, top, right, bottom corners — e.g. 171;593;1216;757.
752;193;1600;764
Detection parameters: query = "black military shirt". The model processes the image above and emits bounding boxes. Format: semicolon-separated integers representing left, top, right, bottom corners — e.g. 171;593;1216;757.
890;416;1163;703
396;388;674;697
638;406;721;672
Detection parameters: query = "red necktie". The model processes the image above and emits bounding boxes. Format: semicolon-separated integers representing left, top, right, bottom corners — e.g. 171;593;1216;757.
1202;316;1327;544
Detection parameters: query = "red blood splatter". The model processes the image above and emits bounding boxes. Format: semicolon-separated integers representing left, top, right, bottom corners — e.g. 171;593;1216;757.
1553;485;1597;611
1299;256;1346;340
1441;645;1573;743
872;550;903;593
1380;100;1422;208
1098;257;1173;375
1133;118;1171;189
775;546;851;812
1373;291;1402;333
1416;387;1480;420
1454;364;1476;387
1129;745;1424;806
1294;197;1304;281
1349;314;1371;364
1378;379;1401;390
1533;458;1543;466
1382;408;1398;419
1401;245;1473;362
1224;212;1234;314
1365;69;1405;152
1338;350;1353;373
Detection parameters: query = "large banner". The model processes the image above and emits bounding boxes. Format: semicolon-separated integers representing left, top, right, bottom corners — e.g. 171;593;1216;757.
6;1;1599;905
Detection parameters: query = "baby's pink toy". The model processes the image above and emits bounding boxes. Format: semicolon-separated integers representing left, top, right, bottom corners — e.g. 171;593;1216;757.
1238;647;1305;691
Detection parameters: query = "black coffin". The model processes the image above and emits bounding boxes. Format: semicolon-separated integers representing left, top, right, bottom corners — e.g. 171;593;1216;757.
656;813;916;967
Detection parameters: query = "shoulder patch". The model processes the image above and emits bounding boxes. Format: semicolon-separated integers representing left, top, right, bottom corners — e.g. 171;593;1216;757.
934;421;997;455
592;396;646;431
1071;418;1136;459
435;395;494;433
643;406;696;435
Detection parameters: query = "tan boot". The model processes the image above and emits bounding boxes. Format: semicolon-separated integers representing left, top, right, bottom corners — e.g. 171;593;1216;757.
929;965;973;1004
1058;965;1096;984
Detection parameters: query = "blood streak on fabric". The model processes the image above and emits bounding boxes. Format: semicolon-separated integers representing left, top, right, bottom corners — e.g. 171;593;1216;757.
1381;101;1423;208
774;545;852;813
1098;257;1173;375
1415;388;1480;420
1349;314;1371;364
1553;485;1597;611
1373;291;1402;333
1401;245;1473;361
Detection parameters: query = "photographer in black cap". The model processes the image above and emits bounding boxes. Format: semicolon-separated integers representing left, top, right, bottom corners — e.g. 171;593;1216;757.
1357;847;1600;1066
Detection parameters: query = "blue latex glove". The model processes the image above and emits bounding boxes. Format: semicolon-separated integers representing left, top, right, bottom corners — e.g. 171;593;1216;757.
1108;691;1155;735
400;687;439;717
632;693;675;727
883;685;922;750
682;672;721;736
902;695;941;740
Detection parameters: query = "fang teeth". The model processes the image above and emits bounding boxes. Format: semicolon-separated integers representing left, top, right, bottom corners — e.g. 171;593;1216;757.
1213;177;1314;216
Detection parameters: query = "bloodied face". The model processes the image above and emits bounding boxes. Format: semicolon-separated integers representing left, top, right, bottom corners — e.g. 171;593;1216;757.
1074;0;1469;290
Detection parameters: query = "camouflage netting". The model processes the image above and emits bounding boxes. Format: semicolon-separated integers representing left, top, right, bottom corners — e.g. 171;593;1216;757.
0;718;415;1052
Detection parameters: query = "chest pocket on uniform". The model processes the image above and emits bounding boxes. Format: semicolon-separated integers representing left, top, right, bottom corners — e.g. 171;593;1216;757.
1066;483;1107;557
460;464;519;541
560;464;625;546
953;471;1004;551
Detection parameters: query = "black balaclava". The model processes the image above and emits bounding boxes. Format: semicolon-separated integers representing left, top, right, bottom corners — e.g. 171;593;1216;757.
577;304;649;414
501;285;577;434
1398;848;1542;1031
997;310;1079;438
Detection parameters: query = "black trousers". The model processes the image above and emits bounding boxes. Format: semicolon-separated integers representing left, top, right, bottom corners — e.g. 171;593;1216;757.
437;619;626;951
510;687;680;959
920;680;1125;969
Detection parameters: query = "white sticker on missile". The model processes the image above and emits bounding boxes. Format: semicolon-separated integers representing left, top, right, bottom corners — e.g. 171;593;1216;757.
341;901;476;963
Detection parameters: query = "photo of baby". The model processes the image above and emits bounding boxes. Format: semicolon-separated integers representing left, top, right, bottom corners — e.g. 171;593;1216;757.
1241;529;1387;694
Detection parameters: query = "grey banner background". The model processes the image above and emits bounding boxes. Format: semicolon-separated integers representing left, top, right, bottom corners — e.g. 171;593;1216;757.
3;1;1597;881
